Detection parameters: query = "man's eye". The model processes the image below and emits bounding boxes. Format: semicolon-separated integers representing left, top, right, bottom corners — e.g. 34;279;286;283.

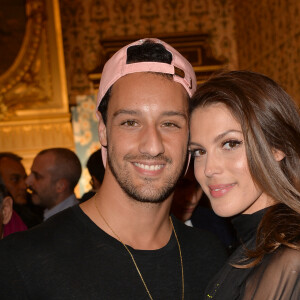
190;149;206;157
122;120;137;127
10;176;21;183
222;140;242;150
163;122;179;128
33;174;41;180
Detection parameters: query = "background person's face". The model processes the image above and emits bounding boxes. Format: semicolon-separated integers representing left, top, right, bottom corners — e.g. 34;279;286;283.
171;165;203;221
26;153;58;209
189;103;274;217
0;157;27;204
102;73;189;203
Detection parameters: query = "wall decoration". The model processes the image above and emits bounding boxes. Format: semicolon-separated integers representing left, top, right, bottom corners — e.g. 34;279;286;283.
60;0;238;104
71;94;100;196
0;0;74;172
234;0;300;106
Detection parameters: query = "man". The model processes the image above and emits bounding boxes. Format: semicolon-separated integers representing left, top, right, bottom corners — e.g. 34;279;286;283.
0;177;13;239
26;148;82;220
171;161;203;225
0;39;227;299
0;153;27;205
0;175;27;238
0;152;42;227
80;149;105;202
86;149;105;192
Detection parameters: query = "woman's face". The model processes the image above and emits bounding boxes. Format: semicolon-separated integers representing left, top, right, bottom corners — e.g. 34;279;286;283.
189;103;274;217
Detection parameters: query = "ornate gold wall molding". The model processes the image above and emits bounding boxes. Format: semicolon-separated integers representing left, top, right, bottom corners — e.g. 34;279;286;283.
88;33;226;90
60;0;238;104
0;118;74;171
0;0;74;168
0;0;45;117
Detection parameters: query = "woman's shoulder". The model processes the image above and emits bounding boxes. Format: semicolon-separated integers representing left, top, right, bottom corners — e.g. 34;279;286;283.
243;246;300;299
272;246;300;270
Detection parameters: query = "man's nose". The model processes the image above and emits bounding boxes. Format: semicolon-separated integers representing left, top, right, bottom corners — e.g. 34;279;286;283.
25;173;33;186
138;125;165;157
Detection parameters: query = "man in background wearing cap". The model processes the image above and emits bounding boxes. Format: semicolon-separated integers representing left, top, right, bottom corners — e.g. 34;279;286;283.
0;39;227;299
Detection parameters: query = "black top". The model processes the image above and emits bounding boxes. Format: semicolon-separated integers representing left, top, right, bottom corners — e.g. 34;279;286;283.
204;208;300;299
0;205;227;299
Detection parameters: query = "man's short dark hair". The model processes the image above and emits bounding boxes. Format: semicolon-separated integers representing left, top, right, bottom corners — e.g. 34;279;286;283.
98;40;174;125
86;149;105;183
0;152;22;162
38;148;82;191
0;175;9;206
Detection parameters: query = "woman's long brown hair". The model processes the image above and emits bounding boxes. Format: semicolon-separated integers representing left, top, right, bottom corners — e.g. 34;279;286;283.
190;70;300;268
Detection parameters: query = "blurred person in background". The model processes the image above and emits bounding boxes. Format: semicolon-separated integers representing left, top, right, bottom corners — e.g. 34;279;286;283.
171;159;203;225
0;175;27;239
80;149;105;203
26;148;82;220
0;152;42;227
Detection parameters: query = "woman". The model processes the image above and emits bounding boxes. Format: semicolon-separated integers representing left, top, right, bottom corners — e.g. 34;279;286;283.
189;70;300;299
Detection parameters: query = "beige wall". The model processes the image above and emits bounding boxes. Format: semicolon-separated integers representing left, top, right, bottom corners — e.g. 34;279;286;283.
234;0;300;106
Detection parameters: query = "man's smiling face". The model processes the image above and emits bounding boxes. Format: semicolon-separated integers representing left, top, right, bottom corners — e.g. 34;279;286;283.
100;72;189;203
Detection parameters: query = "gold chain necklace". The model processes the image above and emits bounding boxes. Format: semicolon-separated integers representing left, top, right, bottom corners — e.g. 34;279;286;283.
94;197;184;300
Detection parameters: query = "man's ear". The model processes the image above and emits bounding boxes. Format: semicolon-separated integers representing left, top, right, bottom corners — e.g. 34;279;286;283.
272;148;286;161
98;114;107;147
55;178;68;193
2;196;13;225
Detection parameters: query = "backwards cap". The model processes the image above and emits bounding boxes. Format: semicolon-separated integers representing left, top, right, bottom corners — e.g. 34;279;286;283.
96;38;197;166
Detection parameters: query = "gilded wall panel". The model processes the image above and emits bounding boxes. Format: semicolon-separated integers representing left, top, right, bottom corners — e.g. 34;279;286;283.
60;0;238;103
234;0;300;106
0;0;74;165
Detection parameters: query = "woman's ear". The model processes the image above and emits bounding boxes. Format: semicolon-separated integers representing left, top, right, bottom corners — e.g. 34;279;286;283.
1;196;13;225
98;114;107;147
272;148;286;161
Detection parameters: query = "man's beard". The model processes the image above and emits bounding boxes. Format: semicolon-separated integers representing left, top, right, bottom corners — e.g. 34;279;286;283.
107;145;186;204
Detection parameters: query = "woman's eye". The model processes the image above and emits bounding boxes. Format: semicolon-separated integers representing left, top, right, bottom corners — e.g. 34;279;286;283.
222;140;242;150
190;149;206;157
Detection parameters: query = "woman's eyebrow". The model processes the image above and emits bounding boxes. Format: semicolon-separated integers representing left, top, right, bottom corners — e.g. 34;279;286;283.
213;129;243;143
189;129;242;147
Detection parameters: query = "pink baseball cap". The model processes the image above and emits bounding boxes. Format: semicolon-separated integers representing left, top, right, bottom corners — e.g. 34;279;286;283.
96;38;197;166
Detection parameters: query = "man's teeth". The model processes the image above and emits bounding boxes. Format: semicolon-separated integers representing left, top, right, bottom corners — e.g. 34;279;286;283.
134;163;164;170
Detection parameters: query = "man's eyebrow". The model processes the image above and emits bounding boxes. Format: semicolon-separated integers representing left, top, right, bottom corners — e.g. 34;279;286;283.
31;170;42;178
189;130;242;147
9;174;22;178
113;109;188;120
162;111;188;120
113;109;140;118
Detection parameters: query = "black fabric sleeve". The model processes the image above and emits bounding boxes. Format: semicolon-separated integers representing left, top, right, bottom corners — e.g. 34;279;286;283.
244;247;300;299
0;239;29;299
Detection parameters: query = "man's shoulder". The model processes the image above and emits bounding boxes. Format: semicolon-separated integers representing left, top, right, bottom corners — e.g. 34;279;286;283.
175;216;224;241
174;216;228;256
0;205;83;252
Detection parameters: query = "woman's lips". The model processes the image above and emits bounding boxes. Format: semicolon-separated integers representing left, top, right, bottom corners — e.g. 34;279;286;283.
208;183;236;198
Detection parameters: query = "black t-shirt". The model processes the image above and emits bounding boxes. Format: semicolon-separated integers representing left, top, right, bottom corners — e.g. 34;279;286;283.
0;205;227;299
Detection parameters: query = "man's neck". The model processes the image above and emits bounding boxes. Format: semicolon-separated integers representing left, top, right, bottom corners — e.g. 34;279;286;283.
81;178;173;250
